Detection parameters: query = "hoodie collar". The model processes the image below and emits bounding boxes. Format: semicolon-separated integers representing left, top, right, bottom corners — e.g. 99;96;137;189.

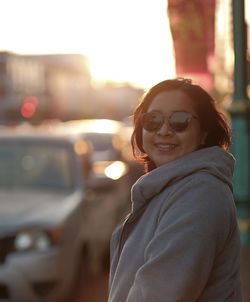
131;146;235;212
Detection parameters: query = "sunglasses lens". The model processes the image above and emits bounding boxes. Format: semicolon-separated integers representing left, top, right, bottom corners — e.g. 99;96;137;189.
169;112;191;132
141;112;163;132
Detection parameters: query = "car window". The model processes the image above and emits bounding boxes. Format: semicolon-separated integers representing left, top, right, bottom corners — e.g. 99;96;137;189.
0;143;73;190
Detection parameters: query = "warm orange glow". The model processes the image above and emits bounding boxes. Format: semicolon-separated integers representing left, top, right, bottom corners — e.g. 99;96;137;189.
0;0;176;88
74;140;91;156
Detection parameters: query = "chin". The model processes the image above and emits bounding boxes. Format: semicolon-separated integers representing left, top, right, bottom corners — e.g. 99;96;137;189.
155;154;182;167
155;158;175;167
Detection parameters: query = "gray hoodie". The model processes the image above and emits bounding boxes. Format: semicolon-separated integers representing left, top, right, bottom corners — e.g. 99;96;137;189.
109;147;242;302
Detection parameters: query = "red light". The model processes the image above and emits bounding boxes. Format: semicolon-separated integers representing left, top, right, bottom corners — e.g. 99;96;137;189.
20;96;38;118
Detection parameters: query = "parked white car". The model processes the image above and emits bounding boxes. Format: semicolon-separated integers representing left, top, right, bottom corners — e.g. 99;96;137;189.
0;124;92;302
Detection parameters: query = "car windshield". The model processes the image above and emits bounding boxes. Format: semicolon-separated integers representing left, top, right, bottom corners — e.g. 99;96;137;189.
0;143;73;190
84;132;122;162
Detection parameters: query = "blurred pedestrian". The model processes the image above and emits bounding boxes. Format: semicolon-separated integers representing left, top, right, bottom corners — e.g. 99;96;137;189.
108;78;242;302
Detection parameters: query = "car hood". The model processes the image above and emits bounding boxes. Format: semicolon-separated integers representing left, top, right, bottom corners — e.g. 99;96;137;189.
0;189;84;232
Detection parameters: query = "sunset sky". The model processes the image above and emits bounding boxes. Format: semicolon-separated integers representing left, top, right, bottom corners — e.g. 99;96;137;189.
0;0;176;88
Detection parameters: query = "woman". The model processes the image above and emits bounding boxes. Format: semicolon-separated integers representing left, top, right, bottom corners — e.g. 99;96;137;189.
108;78;242;302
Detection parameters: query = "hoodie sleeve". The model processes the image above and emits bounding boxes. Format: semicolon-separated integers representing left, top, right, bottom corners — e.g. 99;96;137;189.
126;174;238;302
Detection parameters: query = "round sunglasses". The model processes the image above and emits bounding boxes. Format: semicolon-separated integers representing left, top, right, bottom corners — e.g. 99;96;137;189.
140;111;198;133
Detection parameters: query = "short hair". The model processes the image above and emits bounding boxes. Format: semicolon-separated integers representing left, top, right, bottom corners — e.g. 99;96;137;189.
131;78;232;172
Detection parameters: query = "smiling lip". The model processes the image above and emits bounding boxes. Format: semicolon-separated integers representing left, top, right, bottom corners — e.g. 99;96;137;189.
154;143;178;152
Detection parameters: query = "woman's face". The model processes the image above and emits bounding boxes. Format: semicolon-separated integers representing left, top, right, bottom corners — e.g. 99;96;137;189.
142;90;207;167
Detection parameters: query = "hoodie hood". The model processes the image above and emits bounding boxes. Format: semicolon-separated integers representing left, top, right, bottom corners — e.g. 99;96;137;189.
131;146;235;212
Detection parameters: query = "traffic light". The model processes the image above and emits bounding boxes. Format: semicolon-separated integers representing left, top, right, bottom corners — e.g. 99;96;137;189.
20;96;38;119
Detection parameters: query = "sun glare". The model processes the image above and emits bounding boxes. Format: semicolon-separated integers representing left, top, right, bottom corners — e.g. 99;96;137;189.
67;119;122;134
0;0;175;88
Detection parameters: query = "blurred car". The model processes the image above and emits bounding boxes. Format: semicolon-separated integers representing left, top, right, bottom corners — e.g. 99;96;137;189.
62;119;130;189
62;119;131;272
0;124;92;302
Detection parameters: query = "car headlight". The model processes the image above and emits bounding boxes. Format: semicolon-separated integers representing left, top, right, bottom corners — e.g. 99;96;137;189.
92;160;128;180
104;161;128;180
14;229;63;252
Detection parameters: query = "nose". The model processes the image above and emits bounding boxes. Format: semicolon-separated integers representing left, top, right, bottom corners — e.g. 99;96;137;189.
156;120;174;136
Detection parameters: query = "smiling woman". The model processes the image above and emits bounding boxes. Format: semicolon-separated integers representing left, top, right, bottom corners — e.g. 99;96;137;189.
0;0;175;88
108;78;242;302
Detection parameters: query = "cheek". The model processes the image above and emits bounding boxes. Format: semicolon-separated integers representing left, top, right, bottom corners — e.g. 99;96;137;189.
186;130;205;148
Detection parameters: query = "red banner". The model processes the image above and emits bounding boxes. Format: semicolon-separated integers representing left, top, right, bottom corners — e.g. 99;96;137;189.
168;0;216;90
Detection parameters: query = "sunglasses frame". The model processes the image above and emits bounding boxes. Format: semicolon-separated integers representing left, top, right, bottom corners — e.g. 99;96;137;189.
140;111;198;133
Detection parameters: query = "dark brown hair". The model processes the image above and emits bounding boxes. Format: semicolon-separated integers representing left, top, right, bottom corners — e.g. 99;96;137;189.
131;78;232;172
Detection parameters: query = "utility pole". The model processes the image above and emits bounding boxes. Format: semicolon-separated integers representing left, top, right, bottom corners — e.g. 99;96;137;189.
231;0;250;244
230;0;250;300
